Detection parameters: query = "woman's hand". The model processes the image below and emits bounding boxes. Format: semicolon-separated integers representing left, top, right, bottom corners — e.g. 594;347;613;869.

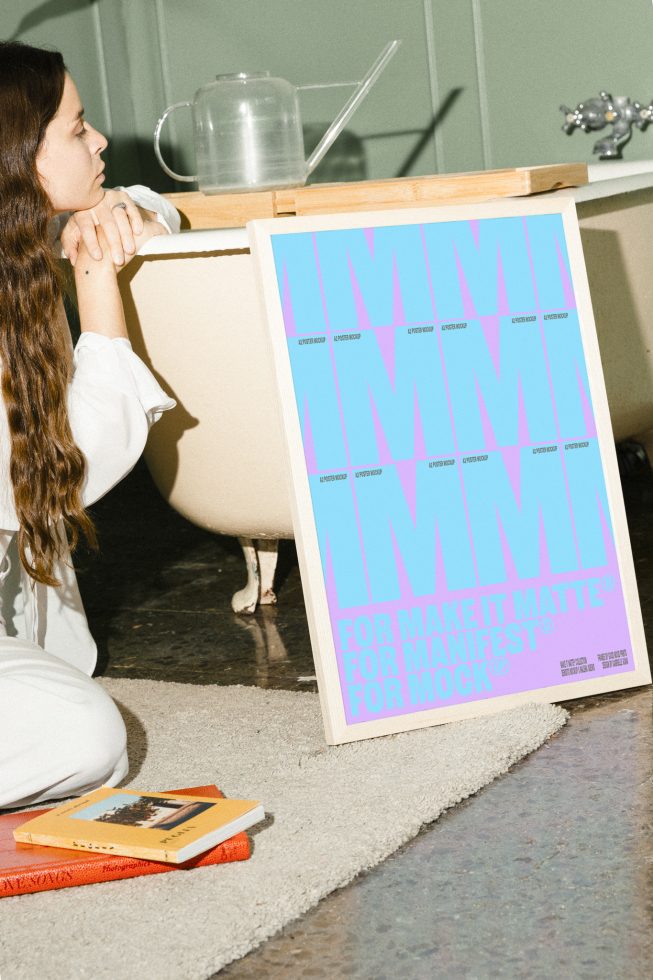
60;189;167;268
61;188;141;266
74;223;118;276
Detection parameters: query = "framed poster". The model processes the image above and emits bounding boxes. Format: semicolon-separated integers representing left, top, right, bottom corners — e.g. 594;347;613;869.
248;196;650;744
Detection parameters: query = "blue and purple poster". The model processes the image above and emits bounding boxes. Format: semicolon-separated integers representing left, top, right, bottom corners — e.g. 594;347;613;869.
252;200;648;741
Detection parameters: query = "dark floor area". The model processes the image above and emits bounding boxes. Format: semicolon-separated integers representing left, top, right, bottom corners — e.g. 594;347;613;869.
78;459;315;689
79;456;653;694
76;455;653;979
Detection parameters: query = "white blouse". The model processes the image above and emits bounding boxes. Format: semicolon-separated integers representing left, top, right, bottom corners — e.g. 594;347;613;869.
0;186;179;672
0;333;175;531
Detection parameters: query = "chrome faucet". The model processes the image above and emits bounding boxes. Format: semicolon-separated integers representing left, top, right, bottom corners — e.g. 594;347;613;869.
560;92;653;158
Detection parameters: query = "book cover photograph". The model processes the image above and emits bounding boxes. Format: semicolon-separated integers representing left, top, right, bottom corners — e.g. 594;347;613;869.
13;786;264;864
1;786;251;898
248;197;650;743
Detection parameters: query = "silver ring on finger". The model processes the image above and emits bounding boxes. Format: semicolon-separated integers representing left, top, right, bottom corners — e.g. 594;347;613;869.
111;202;128;211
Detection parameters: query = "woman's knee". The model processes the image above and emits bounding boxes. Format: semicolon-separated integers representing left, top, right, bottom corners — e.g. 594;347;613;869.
0;642;128;804
63;680;128;789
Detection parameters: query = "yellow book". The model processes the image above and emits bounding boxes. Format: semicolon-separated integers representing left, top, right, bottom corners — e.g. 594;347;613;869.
13;787;265;864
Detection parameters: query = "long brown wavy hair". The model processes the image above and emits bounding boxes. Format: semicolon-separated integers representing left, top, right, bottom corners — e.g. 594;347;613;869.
0;41;97;586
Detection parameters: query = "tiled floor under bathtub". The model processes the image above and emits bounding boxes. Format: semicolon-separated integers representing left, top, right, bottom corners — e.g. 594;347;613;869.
77;455;653;980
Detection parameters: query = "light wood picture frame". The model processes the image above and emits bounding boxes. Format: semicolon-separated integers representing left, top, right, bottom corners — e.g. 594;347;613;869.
248;196;650;744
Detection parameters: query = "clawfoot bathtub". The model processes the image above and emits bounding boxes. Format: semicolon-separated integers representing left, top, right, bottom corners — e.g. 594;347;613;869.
121;166;653;611
119;232;292;613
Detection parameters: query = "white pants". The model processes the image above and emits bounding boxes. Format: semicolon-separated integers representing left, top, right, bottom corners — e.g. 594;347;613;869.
0;637;128;809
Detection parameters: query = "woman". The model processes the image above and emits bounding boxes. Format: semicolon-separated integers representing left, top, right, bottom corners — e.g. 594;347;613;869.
0;41;179;809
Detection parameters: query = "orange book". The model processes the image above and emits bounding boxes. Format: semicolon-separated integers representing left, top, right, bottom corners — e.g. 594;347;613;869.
1;785;250;898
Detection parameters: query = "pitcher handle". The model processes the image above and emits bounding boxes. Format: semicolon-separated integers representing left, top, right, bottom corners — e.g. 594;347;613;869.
154;102;198;183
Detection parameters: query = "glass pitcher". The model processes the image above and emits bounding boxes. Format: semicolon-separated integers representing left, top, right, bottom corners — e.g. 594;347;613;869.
154;41;400;194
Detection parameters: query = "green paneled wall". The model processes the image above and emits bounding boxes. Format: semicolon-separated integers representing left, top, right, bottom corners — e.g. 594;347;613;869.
476;0;653;168
3;0;653;193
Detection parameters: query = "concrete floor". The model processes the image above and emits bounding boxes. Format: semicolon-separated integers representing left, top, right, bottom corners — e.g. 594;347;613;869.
78;457;653;979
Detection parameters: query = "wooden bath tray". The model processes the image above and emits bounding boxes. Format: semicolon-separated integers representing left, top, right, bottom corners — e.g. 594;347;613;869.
164;163;587;230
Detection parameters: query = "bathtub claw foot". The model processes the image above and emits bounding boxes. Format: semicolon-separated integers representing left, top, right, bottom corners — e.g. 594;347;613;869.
232;537;280;614
232;537;260;614
257;539;279;606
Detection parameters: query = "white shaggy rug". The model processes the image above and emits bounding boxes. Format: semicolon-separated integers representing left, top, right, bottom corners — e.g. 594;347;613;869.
0;679;567;979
